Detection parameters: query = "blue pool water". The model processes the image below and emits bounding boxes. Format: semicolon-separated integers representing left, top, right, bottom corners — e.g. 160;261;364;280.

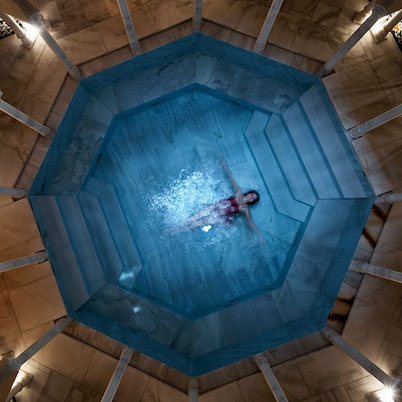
87;89;301;317
29;33;375;376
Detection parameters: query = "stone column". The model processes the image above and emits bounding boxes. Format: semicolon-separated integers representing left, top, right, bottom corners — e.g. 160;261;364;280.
14;317;73;368
0;186;27;199
116;0;141;55
376;191;402;204
0;251;48;274
0;90;54;137
354;1;377;23
5;0;38;21
29;13;82;81
0;317;72;398
0;12;34;48
101;347;133;402
188;378;199;402
253;0;284;53
350;260;402;284
322;327;401;389
373;9;402;42
319;4;388;76
0;359;19;402
254;355;288;402
347;104;402;139
6;372;33;402
193;0;203;33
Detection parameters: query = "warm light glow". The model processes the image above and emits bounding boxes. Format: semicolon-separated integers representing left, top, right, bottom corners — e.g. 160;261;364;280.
21;21;39;41
13;370;25;385
11;370;27;388
371;13;394;36
378;387;395;402
202;225;212;232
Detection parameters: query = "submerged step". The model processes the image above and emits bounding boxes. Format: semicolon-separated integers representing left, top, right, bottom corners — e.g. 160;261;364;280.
245;111;311;222
283;101;340;199
265;114;316;206
300;86;367;198
56;196;106;295
84;177;143;289
78;191;123;283
31;195;90;311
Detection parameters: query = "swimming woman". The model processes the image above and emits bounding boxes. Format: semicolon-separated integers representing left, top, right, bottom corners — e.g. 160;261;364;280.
166;159;262;237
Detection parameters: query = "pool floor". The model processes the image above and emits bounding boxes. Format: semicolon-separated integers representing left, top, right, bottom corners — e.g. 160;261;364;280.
85;90;302;317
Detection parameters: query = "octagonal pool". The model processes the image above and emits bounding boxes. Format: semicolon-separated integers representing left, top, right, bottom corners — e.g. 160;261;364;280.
29;33;374;376
86;87;304;318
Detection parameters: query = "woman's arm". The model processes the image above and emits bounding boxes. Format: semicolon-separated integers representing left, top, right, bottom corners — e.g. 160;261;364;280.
245;207;265;244
222;159;242;196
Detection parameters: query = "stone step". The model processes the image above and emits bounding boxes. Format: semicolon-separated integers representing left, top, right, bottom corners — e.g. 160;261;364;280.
30;195;91;312
83;177;143;289
283;100;341;199
265;113;316;206
56;195;107;295
78;191;123;283
244;111;311;222
299;85;367;199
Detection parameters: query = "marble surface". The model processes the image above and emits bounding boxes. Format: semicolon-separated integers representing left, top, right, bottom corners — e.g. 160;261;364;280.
2;260;51;292
200;382;246;402
58;25;108;65
351;118;402;195
237;373;276;401
25;46;67;105
24;332;97;384
0;144;24;208
296;345;367;395
30;85;113;195
341;202;402;377
1;96;52;163
83;178;142;289
8;274;66;332
42;370;74;401
0;198;42;259
30;195;91;312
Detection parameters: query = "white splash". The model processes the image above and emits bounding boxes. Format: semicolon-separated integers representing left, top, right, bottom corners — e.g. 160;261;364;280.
149;167;229;229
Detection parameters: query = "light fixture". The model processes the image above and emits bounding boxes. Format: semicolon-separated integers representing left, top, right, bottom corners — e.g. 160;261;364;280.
21;21;39;41
371;14;389;36
378;387;395;402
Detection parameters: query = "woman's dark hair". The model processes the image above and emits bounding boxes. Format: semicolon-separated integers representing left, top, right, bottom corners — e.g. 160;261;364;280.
244;190;260;205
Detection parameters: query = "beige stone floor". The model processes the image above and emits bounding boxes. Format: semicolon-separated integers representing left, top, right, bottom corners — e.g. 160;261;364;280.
0;0;402;400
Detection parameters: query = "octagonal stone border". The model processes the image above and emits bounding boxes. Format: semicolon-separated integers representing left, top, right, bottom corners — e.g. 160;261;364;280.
29;33;375;376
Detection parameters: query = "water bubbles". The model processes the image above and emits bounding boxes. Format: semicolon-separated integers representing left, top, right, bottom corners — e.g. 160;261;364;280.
149;166;229;230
